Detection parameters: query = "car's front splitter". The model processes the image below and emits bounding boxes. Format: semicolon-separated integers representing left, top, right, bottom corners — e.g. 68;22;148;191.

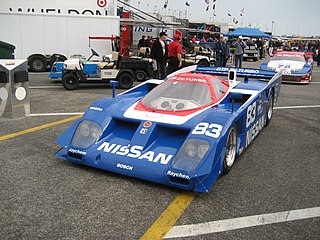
55;147;213;192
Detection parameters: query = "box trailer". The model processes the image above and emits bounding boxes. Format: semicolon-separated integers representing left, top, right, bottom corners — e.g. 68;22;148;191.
0;0;119;72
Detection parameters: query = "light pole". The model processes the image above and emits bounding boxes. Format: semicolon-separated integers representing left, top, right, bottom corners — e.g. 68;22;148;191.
271;21;275;36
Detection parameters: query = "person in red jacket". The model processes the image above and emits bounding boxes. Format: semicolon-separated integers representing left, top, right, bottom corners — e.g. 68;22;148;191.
167;33;183;74
192;35;197;43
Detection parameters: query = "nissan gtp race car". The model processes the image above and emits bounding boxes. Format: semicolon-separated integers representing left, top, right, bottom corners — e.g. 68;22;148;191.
55;66;282;192
260;51;313;84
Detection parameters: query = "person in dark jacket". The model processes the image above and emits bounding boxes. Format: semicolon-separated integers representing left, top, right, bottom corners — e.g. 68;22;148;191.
215;36;229;67
137;36;147;49
151;32;168;79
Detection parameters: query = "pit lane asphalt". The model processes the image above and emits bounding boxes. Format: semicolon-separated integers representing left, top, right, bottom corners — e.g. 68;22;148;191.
0;59;319;239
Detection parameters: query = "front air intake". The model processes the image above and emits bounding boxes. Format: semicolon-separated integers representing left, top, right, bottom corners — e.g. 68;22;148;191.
68;152;83;160
170;177;190;186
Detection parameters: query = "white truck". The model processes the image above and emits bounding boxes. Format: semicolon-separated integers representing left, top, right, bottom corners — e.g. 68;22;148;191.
0;0;119;72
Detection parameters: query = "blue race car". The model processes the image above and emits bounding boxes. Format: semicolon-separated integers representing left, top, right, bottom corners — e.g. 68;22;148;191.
55;66;282;192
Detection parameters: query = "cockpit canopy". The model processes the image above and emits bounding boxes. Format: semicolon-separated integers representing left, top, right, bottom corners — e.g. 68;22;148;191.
140;73;229;113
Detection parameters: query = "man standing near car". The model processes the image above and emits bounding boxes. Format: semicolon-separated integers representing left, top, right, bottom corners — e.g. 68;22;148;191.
167;33;183;74
255;38;263;59
234;36;247;68
215;36;228;66
151;32;168;79
269;39;274;56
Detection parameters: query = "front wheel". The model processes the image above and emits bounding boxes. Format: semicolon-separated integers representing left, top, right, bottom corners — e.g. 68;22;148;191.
266;90;274;126
62;73;79;90
223;126;238;174
118;73;134;89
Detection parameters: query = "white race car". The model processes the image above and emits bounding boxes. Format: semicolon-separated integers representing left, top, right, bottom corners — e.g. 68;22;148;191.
260;51;313;84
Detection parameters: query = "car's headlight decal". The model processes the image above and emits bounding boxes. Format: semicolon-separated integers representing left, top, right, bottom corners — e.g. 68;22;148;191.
172;139;210;172
71;120;102;149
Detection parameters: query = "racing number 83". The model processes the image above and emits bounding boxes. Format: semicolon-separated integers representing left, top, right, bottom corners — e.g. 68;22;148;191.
192;123;223;138
246;102;257;128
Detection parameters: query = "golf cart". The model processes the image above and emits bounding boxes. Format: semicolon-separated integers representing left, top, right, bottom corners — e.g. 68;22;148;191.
50;35;154;90
61;49;135;90
183;45;215;67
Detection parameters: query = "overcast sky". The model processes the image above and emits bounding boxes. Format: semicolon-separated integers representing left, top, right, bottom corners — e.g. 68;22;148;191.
127;0;320;36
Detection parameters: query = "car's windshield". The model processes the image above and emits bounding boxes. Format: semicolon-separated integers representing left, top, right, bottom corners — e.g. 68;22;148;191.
141;80;213;111
273;55;305;62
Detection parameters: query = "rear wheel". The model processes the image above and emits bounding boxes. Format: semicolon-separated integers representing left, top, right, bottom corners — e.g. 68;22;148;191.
223;126;238;174
29;55;47;72
136;70;147;82
266;90;274;126
62;73;79;90
118;73;134;89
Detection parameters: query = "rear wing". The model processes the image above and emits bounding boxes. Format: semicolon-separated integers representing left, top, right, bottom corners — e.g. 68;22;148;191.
194;66;276;79
193;66;282;86
167;65;282;86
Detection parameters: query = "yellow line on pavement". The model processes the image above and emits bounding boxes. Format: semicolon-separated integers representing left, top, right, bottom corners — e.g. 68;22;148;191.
140;192;196;240
0;115;82;141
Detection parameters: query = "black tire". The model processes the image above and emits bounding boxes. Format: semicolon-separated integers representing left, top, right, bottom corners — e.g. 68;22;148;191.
198;59;210;67
118;72;134;89
254;57;258;62
223;126;238;174
266;90;274;126
62;73;79;90
136;70;147;82
29;55;47;72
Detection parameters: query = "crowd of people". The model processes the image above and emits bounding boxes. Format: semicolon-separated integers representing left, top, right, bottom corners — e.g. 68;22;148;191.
137;33;320;79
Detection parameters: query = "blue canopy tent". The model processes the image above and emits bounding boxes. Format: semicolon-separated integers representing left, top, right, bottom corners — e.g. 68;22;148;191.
225;28;271;38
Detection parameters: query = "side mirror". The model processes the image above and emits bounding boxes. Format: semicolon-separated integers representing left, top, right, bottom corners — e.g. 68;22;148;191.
228;69;237;81
110;80;119;98
228;69;237;87
110;80;119;88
